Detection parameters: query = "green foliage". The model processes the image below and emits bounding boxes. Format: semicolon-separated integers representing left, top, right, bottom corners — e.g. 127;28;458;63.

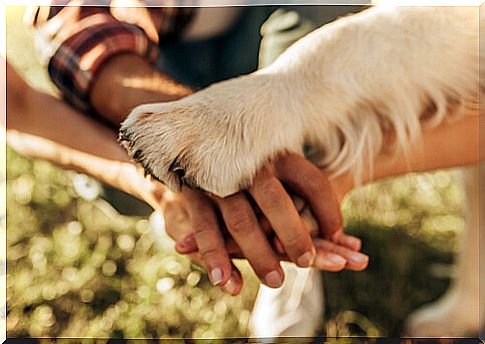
321;173;464;336
7;148;258;338
322;222;454;336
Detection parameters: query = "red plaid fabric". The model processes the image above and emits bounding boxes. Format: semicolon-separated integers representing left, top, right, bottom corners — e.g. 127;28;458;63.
27;1;195;111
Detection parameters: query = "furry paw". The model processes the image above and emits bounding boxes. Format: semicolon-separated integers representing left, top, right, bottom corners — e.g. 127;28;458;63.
120;5;477;197
119;74;304;197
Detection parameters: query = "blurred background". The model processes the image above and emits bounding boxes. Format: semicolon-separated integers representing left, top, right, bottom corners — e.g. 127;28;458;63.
6;6;468;338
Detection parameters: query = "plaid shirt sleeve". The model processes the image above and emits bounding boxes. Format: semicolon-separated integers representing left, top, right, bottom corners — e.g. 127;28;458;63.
26;1;194;112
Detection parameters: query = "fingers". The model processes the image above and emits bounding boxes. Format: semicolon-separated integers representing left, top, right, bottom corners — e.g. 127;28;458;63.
162;193;192;242
176;232;241;255
214;193;284;288
274;153;343;240
272;220;350;272
313;239;369;271
177;231;365;273
184;252;244;296
182;188;232;286
163;193;243;294
313;251;347;271
249;167;315;268
221;263;243;296
333;231;362;251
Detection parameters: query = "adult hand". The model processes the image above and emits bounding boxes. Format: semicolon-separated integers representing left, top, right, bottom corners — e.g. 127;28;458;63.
165;152;368;294
161;191;246;296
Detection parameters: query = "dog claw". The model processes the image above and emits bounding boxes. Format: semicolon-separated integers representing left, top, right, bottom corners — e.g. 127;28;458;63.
169;158;185;175
118;128;131;143
167;158;184;189
133;149;143;161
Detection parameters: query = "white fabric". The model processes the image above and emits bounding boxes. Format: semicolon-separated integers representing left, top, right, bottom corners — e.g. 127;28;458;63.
250;264;323;337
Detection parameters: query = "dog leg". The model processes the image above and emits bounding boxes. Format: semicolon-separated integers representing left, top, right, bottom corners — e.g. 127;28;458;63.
120;6;478;197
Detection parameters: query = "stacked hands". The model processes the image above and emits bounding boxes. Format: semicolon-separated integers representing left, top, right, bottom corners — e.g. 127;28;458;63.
6;59;368;297
9;4;477;298
140;152;368;296
115;4;477;297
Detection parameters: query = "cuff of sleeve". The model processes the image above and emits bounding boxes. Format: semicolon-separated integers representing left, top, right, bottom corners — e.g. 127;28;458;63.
48;22;158;112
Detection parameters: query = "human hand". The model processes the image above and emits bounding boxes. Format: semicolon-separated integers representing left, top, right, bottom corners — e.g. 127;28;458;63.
162;153;368;295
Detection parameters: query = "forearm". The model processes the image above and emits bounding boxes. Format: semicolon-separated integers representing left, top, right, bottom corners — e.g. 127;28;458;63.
7;129;128;187
333;110;481;196
6;67;130;187
90;54;193;126
374;113;480;179
7;86;128;163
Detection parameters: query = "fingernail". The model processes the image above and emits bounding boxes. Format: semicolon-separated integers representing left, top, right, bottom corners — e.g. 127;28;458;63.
297;251;314;267
342;236;361;250
315;254;346;268
349;252;368;264
328;254;346;265
264;271;283;288
210;268;223;286
223;271;239;296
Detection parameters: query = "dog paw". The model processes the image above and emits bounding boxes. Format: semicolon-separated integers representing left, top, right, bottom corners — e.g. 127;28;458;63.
119;74;305;197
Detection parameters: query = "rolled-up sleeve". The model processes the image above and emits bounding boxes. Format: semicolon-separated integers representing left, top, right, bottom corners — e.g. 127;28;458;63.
27;2;193;111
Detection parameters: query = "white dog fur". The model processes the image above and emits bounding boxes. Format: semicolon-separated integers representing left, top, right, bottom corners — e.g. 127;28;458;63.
120;4;479;197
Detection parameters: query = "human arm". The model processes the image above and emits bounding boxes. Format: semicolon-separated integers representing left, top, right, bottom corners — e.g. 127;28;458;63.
90;54;192;125
6;61;166;210
26;1;194;124
6;60;363;293
331;109;481;199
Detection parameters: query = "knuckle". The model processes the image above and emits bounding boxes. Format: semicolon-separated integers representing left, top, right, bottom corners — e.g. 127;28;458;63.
257;184;282;209
200;246;227;261
192;218;214;236
227;213;255;235
225;197;245;214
